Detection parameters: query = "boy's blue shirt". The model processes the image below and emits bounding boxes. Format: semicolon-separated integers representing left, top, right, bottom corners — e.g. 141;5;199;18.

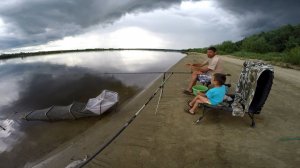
205;85;226;105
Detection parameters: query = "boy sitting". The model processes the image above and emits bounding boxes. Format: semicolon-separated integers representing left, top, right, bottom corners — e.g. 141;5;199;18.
185;73;226;115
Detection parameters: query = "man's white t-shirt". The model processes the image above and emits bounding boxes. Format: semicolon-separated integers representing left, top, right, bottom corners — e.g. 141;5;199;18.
202;55;223;75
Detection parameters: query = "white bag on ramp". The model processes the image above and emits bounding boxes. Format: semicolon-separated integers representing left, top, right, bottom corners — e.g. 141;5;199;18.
84;90;118;115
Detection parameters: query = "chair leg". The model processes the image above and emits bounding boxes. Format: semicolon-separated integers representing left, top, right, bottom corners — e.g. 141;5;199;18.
195;106;207;124
247;112;256;128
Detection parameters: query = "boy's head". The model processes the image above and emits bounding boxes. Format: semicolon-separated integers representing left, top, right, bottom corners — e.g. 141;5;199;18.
212;73;226;86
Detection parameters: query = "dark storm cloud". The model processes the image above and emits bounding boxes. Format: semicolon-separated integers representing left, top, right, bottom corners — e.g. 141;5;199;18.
214;0;300;35
1;0;299;50
0;0;192;50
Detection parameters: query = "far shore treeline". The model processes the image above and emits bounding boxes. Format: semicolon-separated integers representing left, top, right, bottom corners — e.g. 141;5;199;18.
0;48;183;60
188;24;300;66
1;24;300;66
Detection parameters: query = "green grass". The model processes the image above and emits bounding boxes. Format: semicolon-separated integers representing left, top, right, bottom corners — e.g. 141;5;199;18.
187;48;300;66
231;51;285;62
284;46;300;65
229;47;300;65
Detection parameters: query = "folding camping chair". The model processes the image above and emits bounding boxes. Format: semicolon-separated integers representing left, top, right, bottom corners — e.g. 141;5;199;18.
195;60;274;127
197;73;232;87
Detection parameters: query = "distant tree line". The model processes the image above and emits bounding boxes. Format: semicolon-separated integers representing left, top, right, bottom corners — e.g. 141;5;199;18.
187;24;300;65
0;48;184;60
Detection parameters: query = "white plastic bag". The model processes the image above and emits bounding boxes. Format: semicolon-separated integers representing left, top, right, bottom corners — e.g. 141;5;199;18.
85;90;118;115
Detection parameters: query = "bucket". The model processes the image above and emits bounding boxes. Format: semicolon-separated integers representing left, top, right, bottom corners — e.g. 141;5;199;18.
192;85;208;95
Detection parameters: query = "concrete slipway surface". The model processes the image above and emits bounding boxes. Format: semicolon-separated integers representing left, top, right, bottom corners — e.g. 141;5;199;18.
29;53;299;168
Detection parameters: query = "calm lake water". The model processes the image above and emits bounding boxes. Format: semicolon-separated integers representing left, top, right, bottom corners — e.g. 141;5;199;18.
0;50;184;167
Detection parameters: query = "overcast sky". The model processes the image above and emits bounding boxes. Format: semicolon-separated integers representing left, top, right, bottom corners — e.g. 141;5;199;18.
0;0;300;53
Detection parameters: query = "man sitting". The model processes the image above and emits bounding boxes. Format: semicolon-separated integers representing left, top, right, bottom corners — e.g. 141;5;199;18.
183;46;223;95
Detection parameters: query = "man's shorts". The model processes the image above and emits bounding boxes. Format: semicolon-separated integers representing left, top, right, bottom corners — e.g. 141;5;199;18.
197;74;211;84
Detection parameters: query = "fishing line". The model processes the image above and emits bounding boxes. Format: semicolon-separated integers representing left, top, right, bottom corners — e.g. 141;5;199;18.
155;73;165;115
78;72;174;168
100;71;191;74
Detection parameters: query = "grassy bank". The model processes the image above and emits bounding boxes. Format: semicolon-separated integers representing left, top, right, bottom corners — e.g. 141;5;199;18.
230;47;300;66
187;24;300;67
187;48;300;67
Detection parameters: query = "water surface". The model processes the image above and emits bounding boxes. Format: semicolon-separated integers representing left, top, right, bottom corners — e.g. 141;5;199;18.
0;50;184;167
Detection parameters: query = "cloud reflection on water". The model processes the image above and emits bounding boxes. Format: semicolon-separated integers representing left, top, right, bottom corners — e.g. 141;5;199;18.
0;51;183;164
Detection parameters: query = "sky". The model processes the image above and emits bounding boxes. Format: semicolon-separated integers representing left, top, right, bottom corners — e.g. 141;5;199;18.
0;0;300;53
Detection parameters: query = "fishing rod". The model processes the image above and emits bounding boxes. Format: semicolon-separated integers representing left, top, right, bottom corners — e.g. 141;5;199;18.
100;71;191;74
78;72;174;168
155;73;166;115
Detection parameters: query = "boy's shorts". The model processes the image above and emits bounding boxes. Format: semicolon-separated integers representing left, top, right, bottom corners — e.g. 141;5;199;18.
197;74;211;83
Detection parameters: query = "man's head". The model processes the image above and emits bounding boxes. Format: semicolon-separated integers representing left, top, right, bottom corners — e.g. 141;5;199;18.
207;46;217;58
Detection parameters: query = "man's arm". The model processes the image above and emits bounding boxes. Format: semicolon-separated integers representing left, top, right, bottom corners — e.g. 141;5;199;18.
196;66;210;73
190;59;210;72
186;60;208;71
191;63;205;67
189;59;208;67
195;56;220;73
186;58;208;66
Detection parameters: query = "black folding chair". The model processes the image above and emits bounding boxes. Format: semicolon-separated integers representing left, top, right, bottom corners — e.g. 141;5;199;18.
195;61;274;127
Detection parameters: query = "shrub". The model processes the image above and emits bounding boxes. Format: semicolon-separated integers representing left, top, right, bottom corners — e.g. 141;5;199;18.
216;41;239;54
241;36;274;53
284;46;300;65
